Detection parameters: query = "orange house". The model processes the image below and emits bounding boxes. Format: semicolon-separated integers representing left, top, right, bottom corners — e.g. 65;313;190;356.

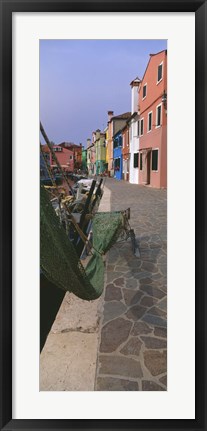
138;50;167;188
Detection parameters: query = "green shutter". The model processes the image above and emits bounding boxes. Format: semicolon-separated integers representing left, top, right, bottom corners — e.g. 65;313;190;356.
133;153;139;168
152;150;158;171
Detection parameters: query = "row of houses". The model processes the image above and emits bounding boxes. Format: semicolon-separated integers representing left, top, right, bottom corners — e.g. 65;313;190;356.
40;141;83;175
41;49;167;189
86;49;167;188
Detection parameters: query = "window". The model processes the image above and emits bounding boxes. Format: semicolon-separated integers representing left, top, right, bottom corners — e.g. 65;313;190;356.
70;155;73;160
140;119;144;136
134;153;139;168
152;149;158;171
140;153;143;170
143;84;147;99
114;138;119;148
156;105;162;127
157;63;163;82
148;112;152;132
137;120;140;137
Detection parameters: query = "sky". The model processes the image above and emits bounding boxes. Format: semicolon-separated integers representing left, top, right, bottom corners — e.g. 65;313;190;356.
40;39;167;147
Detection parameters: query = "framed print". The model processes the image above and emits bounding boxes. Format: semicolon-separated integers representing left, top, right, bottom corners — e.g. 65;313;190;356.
0;0;206;430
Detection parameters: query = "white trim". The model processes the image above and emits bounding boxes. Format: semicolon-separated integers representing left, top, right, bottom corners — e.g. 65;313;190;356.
156;103;162;128
147;110;153;133
156;61;163;84
142;83;147;100
151;148;159;172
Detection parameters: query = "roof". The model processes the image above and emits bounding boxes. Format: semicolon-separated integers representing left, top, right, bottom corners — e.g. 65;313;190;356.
59;142;82;149
130;76;141;87
149;49;167;57
140;49;167;87
109;112;131;123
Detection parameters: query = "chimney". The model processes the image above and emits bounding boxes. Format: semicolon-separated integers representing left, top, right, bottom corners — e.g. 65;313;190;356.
108;111;114;122
96;129;101;140
87;138;91;148
130;77;141;114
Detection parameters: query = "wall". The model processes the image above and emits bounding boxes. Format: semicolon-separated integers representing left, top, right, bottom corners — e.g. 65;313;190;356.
139;50;167;188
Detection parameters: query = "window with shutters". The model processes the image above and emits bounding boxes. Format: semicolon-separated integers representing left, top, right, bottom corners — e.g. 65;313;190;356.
143;84;147;99
152;149;158;171
134;153;139;168
140;153;143;170
140;118;144;136
157;62;163;83
148;111;152;132
137;120;140;137
156;104;162;127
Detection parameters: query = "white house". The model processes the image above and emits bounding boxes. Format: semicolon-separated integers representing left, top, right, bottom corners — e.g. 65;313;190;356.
129;77;141;184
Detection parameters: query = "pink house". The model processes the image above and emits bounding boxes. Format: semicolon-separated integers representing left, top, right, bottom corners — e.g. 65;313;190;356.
138;50;167;188
50;145;74;172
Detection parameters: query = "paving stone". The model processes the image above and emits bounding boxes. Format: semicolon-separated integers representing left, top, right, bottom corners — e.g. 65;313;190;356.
126;304;147;321
141;261;158;273
142;314;167;328
123;289;143;306
125;278;138;290
150;273;163;281
99;355;143;378
114;277;125;287
160;284;167;293
105;283;115;290
139;277;153;285
158;255;167;265
141;336;167;349
140;296;158;307
142;380;165;391
140;285;166;299
107;264;116;272
100;318;132;353
96;377;139;391
157;298;167;311
128;260;142;269
103;301;127;324
115;266;130;273
132;271;152;280
107;272;122;283
131;321;153;336
159;265;167;276
144;350;167;376
147;306;166;317
120;337;142;356
154;327;167;338
159;375;167;386
105;285;122;301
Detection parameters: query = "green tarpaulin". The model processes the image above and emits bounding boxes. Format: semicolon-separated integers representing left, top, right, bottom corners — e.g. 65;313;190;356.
40;186;124;300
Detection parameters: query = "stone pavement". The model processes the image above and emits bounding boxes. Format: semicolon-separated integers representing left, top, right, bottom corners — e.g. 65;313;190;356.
95;178;167;391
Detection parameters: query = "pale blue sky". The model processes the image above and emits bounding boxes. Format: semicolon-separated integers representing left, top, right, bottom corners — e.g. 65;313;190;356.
40;39;167;147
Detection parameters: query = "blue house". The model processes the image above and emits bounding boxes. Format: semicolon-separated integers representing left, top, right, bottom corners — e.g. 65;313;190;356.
113;130;123;181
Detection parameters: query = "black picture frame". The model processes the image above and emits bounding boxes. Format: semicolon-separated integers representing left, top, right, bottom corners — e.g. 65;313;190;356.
0;1;206;430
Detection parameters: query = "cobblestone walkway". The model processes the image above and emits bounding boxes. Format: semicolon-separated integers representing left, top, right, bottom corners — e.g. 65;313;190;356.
95;178;167;391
